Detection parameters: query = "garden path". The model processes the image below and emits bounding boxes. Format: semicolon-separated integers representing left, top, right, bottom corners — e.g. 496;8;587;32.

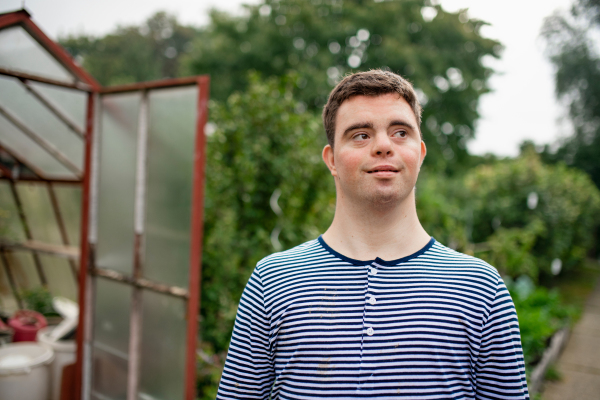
541;280;600;399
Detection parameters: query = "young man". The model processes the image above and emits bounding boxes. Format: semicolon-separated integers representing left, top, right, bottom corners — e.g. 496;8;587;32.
217;70;529;399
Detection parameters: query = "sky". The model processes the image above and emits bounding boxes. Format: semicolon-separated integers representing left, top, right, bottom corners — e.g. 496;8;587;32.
1;0;574;157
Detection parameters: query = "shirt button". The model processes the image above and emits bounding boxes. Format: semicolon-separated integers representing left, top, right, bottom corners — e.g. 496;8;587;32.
366;327;374;336
370;267;377;275
368;296;377;305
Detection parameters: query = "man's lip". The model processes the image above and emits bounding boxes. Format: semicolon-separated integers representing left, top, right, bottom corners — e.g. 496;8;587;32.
366;165;399;173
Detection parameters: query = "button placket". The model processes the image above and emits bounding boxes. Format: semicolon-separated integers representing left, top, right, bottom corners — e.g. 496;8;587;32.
363;262;380;339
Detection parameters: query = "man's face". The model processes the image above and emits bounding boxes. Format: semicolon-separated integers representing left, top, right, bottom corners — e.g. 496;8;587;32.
322;93;426;208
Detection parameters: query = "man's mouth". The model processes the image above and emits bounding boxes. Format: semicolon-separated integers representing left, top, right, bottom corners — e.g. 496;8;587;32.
367;166;399;173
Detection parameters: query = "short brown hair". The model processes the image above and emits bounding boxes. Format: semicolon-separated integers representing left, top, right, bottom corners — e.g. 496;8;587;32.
322;69;422;147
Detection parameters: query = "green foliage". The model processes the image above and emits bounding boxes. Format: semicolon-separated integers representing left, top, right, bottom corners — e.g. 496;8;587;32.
201;73;334;351
541;0;600;189
188;0;499;172
195;342;226;400
464;148;600;280
416;171;470;250
20;287;57;316
505;276;574;369
60;12;198;86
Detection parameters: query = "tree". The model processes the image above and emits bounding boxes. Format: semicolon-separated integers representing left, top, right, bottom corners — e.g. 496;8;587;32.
187;0;500;172
541;0;600;189
201;73;334;353
61;2;501;173
60;12;198;86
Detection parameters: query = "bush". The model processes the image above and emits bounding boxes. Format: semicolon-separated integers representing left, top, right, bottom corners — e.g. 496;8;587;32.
505;276;575;369
465;149;600;280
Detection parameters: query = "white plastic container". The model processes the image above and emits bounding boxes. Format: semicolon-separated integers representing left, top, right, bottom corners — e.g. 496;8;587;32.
0;342;54;400
37;327;76;400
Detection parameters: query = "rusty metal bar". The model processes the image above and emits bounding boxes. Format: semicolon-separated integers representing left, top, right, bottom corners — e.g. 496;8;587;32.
93;268;189;299
127;89;148;400
47;183;79;279
20;79;86;139
0;239;79;259
0;176;81;184
0;249;24;309
185;75;210;400
0;10;100;90
101;76;200;94
8;180;48;286
0;104;83;177
75;92;95;400
0;143;50;180
0;67;93;92
18;15;101;90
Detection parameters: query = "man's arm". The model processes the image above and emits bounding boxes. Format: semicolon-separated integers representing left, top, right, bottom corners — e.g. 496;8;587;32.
217;268;274;400
475;277;530;400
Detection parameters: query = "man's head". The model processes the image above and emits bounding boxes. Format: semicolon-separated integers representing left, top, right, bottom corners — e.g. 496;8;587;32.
322;70;422;148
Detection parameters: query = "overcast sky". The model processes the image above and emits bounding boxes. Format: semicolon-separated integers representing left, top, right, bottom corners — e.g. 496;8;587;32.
1;0;574;157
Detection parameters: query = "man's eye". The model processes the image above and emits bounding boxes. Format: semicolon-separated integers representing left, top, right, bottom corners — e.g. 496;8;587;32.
393;130;407;138
353;133;369;141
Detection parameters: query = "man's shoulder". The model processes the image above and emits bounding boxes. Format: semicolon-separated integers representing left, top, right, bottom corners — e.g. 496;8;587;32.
255;237;328;273
426;240;501;281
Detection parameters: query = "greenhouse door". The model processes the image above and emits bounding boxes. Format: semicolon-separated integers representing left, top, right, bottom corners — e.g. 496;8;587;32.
76;77;209;400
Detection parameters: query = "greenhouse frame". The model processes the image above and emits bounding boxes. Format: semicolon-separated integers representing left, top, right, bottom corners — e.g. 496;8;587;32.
0;9;209;400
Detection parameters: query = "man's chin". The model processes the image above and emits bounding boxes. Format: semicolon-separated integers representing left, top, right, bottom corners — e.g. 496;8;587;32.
367;191;405;209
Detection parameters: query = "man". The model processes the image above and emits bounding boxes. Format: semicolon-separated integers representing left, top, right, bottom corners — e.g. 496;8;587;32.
217;70;529;399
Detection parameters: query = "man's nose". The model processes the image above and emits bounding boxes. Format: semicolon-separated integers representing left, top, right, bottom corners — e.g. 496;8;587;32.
372;132;393;155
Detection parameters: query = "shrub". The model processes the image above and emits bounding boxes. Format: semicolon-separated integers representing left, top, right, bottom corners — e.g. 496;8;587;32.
465;149;600;280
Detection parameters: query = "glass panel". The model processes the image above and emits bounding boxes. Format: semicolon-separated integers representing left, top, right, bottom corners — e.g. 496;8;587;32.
3;251;41;291
52;184;82;247
143;86;197;287
138;290;187;400
91;278;131;400
91;345;128;400
96;93;140;275
29;81;87;129
93;278;131;354
39;255;76;301
0;26;77;83
0;112;76;179
0;76;83;172
16;182;63;245
0;256;19;314
0;181;26;241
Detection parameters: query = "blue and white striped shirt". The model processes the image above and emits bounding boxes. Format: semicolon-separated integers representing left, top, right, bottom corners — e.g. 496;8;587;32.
217;237;529;399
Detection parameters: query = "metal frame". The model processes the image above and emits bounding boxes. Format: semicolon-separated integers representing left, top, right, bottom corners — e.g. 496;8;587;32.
76;77;208;400
0;10;100;90
0;10;208;400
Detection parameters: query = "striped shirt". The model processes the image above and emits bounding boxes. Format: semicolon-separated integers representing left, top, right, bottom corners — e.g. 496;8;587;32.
217;237;529;400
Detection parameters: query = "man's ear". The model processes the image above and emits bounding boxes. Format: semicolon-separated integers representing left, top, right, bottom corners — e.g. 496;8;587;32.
419;140;427;168
322;144;337;177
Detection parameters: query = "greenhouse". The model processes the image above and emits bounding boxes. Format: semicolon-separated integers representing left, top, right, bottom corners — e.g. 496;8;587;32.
0;9;208;400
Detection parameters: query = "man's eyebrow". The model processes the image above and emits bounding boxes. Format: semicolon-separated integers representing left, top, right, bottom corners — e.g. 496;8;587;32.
342;122;374;138
389;120;416;131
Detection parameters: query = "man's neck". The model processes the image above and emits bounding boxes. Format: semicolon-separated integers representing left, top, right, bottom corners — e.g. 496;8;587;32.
322;190;430;262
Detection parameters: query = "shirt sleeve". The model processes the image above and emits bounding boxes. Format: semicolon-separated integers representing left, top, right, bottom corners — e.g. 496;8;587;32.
475;276;530;399
217;268;274;400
